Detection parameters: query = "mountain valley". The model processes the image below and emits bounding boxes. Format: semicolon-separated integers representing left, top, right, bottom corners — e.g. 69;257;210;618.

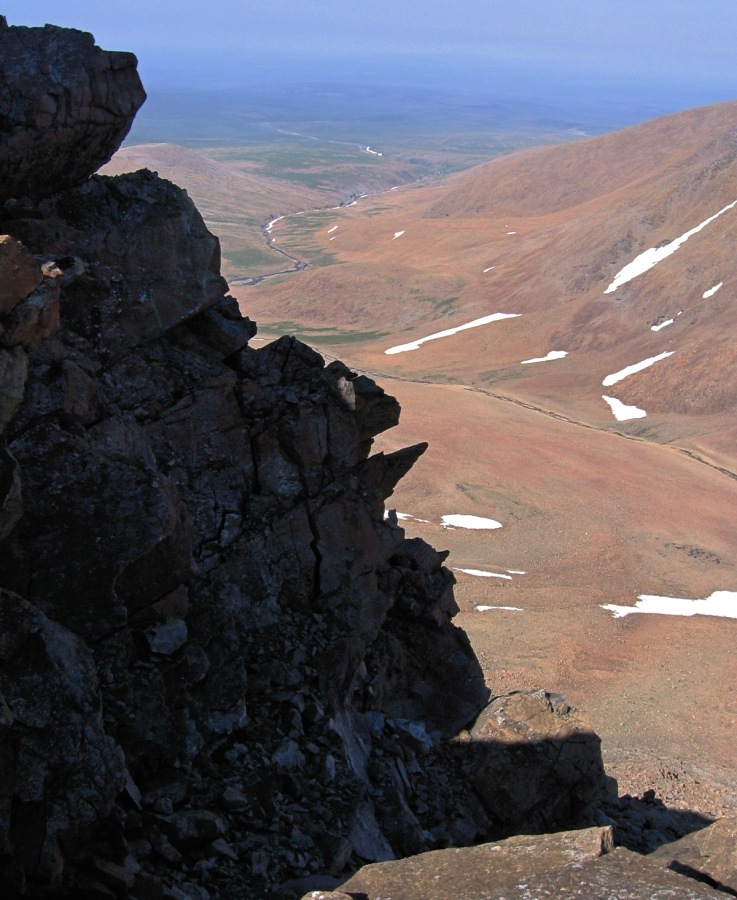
3;16;737;894
105;98;737;814
220;100;737;814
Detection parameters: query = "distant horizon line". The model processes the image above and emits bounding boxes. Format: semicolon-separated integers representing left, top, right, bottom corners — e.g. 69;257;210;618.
134;50;737;105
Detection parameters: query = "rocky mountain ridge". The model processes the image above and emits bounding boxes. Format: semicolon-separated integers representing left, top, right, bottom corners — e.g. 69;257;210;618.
1;18;735;900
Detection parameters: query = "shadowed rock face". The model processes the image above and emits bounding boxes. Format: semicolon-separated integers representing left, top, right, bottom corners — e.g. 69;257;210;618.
466;689;607;835
0;589;127;888
0;19;492;896
0;17;145;203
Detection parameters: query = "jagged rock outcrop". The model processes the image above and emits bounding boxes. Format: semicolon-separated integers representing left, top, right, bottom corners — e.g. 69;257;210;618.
0;16;145;203
0;20;491;897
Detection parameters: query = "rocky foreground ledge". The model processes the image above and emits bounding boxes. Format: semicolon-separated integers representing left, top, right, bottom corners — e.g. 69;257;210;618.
1;18;735;900
312;821;737;899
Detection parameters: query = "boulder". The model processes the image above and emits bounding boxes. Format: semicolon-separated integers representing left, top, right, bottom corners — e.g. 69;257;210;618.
3;170;228;360
467;689;607;834
0;235;42;314
652;816;737;895
0;17;145;203
330;829;726;900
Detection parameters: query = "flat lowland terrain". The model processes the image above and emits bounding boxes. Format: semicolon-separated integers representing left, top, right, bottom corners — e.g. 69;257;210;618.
231;101;737;816
107;83;579;281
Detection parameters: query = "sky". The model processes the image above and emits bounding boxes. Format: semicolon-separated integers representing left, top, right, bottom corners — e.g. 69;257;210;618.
4;1;737;108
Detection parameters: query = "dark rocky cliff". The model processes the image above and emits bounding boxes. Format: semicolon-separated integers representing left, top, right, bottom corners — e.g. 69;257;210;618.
0;19;495;897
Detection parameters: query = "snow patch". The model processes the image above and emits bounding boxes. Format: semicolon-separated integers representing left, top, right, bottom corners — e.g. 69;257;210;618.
396;512;429;524
384;510;429;524
483;266;495;273
441;514;503;530
454;568;512;580
651;318;674;332
602;395;647;421
476;605;523;612
385;313;521;355
602;351;674;387
602;590;737;619
521;351;568;365
604;200;737;293
703;282;723;298
507;231;517;235
327;225;338;234
393;230;405;239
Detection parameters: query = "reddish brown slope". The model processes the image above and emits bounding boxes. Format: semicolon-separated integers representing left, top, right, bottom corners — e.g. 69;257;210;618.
426;101;737;219
238;101;737;461
373;379;737;813
234;102;737;810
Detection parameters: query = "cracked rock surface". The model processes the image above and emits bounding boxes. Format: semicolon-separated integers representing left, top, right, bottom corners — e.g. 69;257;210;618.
0;171;490;892
0;22;492;894
0;16;145;203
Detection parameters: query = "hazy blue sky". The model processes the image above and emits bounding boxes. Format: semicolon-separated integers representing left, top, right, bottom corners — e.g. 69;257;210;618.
4;1;736;107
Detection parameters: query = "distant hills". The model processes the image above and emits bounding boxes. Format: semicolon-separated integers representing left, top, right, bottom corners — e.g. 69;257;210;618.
238;100;737;465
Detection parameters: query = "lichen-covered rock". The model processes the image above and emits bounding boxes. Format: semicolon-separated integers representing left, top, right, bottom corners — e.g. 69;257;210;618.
0;17;145;203
331;827;614;899
330;828;726;900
